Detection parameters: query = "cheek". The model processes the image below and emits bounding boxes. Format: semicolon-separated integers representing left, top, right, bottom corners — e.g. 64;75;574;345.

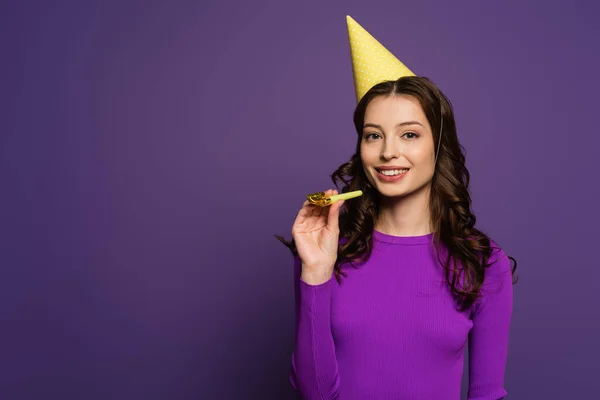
360;145;378;164
359;148;370;167
359;148;376;180
409;147;435;167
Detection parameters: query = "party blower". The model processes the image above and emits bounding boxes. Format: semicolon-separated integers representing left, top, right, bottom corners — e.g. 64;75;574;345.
306;190;363;207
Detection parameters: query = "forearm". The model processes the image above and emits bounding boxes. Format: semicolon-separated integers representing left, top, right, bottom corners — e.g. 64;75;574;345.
290;276;340;400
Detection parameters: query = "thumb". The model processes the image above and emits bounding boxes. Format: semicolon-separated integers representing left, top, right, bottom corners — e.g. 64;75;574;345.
327;199;344;232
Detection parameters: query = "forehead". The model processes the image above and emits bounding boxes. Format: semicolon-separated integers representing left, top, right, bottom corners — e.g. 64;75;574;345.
364;95;430;129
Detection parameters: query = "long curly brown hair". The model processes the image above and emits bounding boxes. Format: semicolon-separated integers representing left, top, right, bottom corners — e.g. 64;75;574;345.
277;76;518;311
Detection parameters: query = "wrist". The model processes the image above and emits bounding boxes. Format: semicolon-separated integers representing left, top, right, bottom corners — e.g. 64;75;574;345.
301;268;334;286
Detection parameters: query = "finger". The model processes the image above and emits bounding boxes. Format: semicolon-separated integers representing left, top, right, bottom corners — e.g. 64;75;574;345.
327;189;343;232
318;203;330;220
311;202;324;221
322;189;338;217
327;199;343;232
296;201;311;218
299;189;337;221
319;189;337;218
294;200;317;225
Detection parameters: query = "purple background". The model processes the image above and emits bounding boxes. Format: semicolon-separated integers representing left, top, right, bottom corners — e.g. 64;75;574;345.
1;0;599;399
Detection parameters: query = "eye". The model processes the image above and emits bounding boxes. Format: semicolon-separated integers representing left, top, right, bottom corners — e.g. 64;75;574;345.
364;133;381;141
403;132;419;139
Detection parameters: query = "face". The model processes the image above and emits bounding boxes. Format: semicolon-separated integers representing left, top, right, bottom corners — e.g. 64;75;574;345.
360;94;436;199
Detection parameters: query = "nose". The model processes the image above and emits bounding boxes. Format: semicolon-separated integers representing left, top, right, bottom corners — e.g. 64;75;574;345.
381;139;401;161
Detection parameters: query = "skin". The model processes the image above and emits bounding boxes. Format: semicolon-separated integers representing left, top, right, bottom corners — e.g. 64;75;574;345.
292;94;437;285
292;189;345;285
360;94;436;237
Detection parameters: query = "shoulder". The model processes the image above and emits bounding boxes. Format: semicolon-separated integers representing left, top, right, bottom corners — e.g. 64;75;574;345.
478;238;514;297
486;239;513;276
468;237;515;317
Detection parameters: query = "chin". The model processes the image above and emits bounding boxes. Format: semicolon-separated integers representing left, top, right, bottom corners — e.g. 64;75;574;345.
368;179;410;197
377;187;413;199
369;177;430;200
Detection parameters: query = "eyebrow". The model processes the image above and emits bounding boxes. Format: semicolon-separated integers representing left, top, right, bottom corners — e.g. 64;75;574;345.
363;121;424;130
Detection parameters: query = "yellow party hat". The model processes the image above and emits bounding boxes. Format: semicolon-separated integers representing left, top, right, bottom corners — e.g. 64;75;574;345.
346;15;415;103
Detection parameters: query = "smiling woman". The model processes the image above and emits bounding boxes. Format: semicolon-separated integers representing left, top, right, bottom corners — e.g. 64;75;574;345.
361;95;436;197
276;15;518;400
330;75;518;311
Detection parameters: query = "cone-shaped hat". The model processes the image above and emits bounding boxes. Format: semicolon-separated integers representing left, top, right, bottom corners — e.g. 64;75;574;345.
346;15;415;103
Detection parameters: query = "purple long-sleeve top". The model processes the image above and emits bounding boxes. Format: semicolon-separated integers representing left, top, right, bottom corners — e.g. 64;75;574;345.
290;230;513;400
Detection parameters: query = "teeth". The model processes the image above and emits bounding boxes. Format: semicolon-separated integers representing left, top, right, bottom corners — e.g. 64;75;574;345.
379;168;408;176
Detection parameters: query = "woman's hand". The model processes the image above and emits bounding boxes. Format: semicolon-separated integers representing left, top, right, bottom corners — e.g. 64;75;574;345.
292;189;344;285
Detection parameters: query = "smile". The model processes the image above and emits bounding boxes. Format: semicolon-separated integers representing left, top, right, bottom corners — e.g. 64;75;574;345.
377;168;409;176
375;167;410;182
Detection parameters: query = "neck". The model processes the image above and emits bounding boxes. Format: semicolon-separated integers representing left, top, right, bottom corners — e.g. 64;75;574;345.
374;185;432;237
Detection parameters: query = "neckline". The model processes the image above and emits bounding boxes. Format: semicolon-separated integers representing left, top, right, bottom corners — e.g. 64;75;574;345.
373;229;434;245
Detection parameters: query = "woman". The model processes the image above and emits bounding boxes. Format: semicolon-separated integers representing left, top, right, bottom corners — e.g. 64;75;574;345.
278;75;518;400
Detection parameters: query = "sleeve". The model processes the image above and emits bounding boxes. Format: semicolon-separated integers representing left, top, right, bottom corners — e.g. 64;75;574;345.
467;247;514;400
289;255;340;400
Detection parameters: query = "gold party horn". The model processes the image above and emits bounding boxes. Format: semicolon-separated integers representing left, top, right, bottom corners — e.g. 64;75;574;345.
307;190;363;207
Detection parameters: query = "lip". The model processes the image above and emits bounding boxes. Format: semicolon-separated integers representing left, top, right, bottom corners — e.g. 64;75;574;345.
375;166;410;170
375;167;410;182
